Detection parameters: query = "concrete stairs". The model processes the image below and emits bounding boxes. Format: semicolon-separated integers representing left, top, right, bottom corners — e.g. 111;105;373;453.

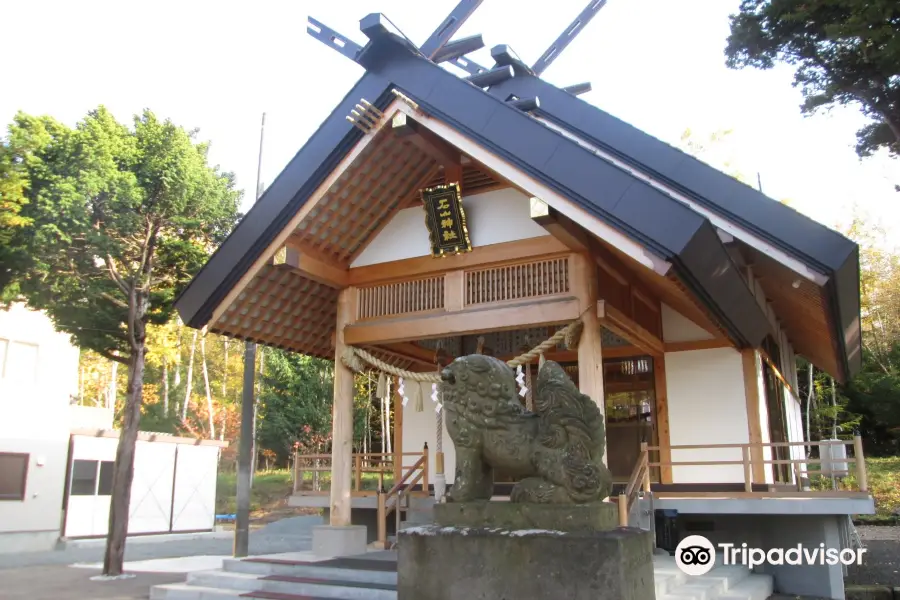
150;553;398;600
653;553;774;600
150;551;775;600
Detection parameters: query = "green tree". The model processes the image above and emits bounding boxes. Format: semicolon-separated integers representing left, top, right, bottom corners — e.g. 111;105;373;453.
0;119;39;298
725;0;900;158
257;350;334;466
2;107;241;575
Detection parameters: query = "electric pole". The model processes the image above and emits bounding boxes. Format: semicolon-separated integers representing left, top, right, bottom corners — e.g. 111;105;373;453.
234;112;266;558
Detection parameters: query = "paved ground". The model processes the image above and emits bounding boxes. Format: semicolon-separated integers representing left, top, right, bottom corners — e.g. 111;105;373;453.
0;515;320;571
0;566;185;600
0;515;320;600
845;524;900;587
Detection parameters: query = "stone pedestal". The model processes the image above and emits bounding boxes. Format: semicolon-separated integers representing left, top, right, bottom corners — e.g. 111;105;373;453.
398;502;654;600
312;525;367;558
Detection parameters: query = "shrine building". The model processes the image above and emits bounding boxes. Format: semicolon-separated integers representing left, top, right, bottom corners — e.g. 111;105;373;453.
173;7;873;599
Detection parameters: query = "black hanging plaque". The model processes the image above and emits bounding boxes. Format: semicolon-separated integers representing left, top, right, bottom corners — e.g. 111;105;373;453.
421;182;472;257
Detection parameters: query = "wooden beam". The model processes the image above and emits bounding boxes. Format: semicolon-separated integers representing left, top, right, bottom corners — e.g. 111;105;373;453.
348;236;569;286
330;288;355;526
529;197;590;252
273;245;349;288
741;349;766;484
392;113;460;168
385;342;439;363
597;300;664;357
371;342;437;368
653;356;672;484
664;338;734;353
344;297;579;346
571;254;607;468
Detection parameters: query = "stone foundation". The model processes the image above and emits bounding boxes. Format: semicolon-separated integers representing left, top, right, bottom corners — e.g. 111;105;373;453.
311;524;367;558
398;502;654;600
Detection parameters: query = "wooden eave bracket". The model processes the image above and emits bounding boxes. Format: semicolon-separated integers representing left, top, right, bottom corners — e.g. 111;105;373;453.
597;299;664;357
529;196;591;252
272;245;349;288
391;112;461;170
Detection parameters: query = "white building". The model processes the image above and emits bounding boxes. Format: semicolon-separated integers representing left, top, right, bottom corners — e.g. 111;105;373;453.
0;303;101;552
0;303;224;552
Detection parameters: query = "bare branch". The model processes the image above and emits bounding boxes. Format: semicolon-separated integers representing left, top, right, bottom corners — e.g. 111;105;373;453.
95;347;130;365
106;256;131;295
100;292;129;309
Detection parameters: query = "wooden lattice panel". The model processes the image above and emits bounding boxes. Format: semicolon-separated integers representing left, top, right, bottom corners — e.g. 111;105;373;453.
357;276;445;320
212;265;338;358
465;257;570;306
600;327;631;347
426;164;503;196
291;131;439;266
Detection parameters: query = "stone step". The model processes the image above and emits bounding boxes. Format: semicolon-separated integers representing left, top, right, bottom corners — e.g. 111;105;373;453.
150;583;247;600
224;557;397;585
658;573;773;600
258;575;396;600
180;570;397;600
242;592;342;600
716;575;773;600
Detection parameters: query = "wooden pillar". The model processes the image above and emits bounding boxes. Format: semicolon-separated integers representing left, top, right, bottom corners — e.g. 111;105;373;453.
571;254;606;464
653;356;673;483
741;349;766;484
392;375;403;487
329;287;356;526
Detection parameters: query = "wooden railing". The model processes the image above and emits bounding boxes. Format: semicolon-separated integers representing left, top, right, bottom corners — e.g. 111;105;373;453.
617;437;869;527
617;442;651;527
292;450;427;496
355;254;573;321
645;436;868;497
376;450;430;549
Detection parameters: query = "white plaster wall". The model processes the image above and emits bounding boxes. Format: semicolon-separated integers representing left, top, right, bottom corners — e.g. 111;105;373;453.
0;303;80;543
400;401;455;486
665;347;749;483
350;188;550;267
755;351;775;484
661;303;714;342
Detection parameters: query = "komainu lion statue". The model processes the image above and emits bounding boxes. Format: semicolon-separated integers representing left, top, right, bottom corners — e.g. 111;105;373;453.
440;354;612;503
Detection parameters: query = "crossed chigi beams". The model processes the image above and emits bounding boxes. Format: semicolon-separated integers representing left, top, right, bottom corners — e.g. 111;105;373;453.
306;0;606;113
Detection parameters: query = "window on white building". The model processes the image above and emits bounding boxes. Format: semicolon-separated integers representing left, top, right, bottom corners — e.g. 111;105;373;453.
0;453;29;501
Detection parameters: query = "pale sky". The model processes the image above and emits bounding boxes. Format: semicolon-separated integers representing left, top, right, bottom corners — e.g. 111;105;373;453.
2;0;898;248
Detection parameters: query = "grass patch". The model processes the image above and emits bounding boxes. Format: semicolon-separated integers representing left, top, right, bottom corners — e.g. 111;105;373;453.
856;457;900;522
807;456;900;519
216;469;294;515
215;469;397;515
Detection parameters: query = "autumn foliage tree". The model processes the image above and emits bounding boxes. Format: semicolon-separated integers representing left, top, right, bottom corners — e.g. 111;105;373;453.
1;107;241;575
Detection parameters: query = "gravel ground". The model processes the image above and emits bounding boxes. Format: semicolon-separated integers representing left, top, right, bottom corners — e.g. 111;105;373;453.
845;524;900;587
0;515;321;570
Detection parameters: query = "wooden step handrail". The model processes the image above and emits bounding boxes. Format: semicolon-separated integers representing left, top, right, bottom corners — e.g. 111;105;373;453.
619;442;651;527
377;451;429;549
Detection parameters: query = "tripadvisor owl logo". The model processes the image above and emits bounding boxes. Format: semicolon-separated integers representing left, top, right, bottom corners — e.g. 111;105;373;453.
675;535;716;576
